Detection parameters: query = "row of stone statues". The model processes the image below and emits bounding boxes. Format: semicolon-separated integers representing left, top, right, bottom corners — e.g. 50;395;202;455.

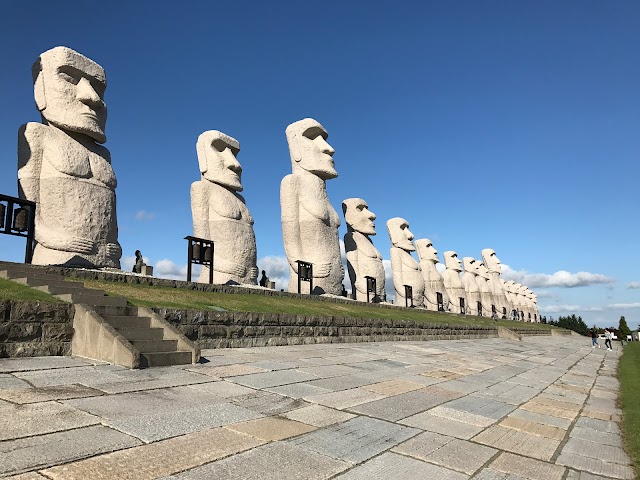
15;46;540;321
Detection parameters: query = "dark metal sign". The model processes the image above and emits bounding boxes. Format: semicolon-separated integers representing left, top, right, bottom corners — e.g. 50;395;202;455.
0;193;36;263
184;236;214;284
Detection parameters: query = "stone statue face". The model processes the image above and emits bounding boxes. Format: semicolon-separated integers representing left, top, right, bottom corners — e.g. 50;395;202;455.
286;118;337;180
414;239;439;263
444;251;462;271
481;248;502;274
196;130;243;191
342;198;376;235
463;257;478;275
387;217;415;251
34;47;107;143
477;263;489;280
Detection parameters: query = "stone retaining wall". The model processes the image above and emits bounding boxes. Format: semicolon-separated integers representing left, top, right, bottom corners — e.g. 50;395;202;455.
0;301;74;357
510;327;553;336
151;308;500;349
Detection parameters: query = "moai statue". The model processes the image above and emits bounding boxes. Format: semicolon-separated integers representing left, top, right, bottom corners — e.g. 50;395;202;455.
191;130;258;285
281;118;343;295
504;280;520;320
476;263;495;317
442;251;467;314
387;218;424;307
529;291;540;322
520;285;534;322
18;46;121;267
342;198;385;302
462;257;482;316
481;248;509;318
415;239;449;312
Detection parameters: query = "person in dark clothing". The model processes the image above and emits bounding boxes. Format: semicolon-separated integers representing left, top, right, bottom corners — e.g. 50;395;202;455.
591;329;600;348
259;270;268;287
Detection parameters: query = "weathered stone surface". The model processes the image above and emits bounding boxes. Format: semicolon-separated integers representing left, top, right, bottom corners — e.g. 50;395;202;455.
166;441;350;479
387;218;424;307
191;130;257;285
229;390;308;415
289;416;419;463
281;118;343;295
0;384;103;404
283;404;355;427
488;452;566;480
556;452;635;479
0;401;100;441
400;411;485;439
305;387;385;409
423;438;498;474
473;425;560;460
225;416;316;441
499;415;566;440
41;427;264;480
335;452;466;480
392;430;453;458
0;425;141;476
227;369;317;388
266;382;331;399
19;47;121;268
0;355;89;373
561;438;631;465
361;379;424;396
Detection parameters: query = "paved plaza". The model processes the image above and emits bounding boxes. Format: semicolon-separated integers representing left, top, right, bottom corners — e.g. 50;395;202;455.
0;336;633;479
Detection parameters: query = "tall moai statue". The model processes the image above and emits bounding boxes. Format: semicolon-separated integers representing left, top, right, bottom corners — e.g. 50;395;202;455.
415;239;449;311
503;280;519;320
481;248;509;318
519;285;533;322
191;130;258;285
342;198;385;302
18;46;121;267
387;218;424;307
462;257;482;316
443;251;467;314
528;290;540;322
281;119;343;295
476;263;495;317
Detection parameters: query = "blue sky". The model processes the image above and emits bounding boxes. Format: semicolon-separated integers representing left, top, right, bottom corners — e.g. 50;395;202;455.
1;1;638;328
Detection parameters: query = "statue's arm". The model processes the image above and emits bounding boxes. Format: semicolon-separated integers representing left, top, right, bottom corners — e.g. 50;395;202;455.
191;181;210;240
390;248;404;296
34;222;94;253
280;176;301;274
17;123;44;202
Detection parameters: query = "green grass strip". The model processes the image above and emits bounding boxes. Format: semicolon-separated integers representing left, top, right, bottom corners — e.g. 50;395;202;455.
0;277;61;303
618;342;640;476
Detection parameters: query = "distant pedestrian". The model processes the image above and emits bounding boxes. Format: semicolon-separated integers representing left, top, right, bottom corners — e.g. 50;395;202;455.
604;329;613;351
259;270;268;287
591;329;600;349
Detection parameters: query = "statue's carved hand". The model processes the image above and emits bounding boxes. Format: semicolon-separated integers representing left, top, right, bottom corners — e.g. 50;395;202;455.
313;262;332;278
68;238;94;254
230;263;246;277
106;243;122;258
248;267;258;280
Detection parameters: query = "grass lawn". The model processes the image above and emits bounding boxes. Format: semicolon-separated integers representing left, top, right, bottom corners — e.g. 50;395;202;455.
618;342;640;476
78;278;554;329
0;277;61;303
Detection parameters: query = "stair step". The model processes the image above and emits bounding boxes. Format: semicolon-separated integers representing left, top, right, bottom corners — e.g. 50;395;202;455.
103;315;151;329
12;277;80;288
0;270;67;282
141;351;192;367
131;339;178;353
35;285;103;296
56;293;128;307
116;327;165;340
94;305;138;317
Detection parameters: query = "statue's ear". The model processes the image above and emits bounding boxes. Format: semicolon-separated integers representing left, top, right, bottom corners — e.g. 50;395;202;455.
290;134;302;163
196;139;208;174
34;73;46;111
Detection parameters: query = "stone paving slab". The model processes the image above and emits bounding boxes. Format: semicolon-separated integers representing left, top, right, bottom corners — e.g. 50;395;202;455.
334;452;467;480
40;427;264;480
556;452;636;479
224;416;316;441
0;356;97;373
265;382;331;398
508;408;573;429
360;379;424;396
423;438;498;474
229;390;308;415
0;374;32;389
0;401;100;441
391;430;453;458
288;416;419;463
165;441;351;480
562;438;631;465
3;473;49;480
186;364;267;378
487;452;566;480
282;404;356;427
570;425;623;447
0;425;141;476
400;410;486;439
227;369;318;388
304;387;385;409
499;415;566;440
473;424;561;460
0;384;103;404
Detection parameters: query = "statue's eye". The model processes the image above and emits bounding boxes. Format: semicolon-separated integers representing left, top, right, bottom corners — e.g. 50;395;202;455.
59;71;79;84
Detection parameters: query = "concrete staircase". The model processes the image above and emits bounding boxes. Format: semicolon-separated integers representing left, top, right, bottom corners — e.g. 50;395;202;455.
0;263;199;368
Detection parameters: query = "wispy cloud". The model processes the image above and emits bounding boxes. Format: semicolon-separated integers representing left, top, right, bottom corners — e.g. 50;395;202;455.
257;256;290;291
542;302;640;313
134;210;156;221
155;259;200;281
501;265;614;288
627;282;640;289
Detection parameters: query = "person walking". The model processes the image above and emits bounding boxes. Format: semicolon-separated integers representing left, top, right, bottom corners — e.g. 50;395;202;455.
604;329;613;351
591;329;600;348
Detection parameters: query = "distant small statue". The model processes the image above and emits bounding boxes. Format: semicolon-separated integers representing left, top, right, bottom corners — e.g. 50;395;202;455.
132;250;144;274
259;270;268;287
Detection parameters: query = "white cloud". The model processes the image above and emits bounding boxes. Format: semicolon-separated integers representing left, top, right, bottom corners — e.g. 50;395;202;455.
627;282;640;289
501;265;614;288
608;302;640;310
155;259;200;281
542;302;640;314
134;210;156;221
257;256;290;291
435;262;445;274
